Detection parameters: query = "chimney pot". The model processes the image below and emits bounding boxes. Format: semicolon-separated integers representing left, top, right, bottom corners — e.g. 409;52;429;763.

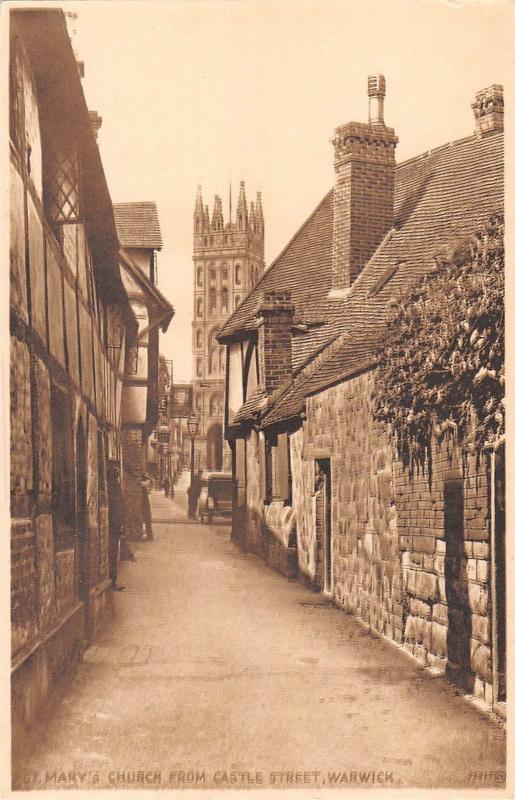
368;73;386;126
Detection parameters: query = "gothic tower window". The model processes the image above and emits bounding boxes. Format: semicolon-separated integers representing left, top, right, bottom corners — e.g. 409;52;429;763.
222;267;228;281
209;287;216;315
235;265;242;284
235;294;241;307
210;394;223;416
197;266;203;286
195;219;200;233
196;357;202;377
221;288;228;314
196;297;203;317
196;328;202;349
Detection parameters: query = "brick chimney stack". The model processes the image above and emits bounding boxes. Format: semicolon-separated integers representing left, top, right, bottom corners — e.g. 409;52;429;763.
472;85;503;136
330;74;398;298
257;291;294;394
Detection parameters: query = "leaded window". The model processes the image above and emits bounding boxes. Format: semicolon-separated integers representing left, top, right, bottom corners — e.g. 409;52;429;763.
44;135;80;226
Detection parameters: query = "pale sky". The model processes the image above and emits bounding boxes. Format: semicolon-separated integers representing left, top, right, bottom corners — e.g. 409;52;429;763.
67;0;513;382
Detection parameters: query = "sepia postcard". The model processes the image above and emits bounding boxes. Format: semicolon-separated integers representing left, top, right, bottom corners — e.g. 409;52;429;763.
2;0;513;797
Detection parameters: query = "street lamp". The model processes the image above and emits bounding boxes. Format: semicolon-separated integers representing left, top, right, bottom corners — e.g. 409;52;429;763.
187;414;199;518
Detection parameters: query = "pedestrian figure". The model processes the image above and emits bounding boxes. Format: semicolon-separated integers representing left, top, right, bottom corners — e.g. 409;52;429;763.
163;476;171;498
141;473;154;540
107;462;126;591
187;469;203;519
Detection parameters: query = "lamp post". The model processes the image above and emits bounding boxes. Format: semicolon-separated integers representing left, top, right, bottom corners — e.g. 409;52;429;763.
187;414;199;518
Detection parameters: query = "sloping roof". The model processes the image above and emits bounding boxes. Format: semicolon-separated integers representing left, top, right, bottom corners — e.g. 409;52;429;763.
119;252;174;332
13;10;130;307
218;191;334;351
113;202;163;249
235;128;503;428
233;388;268;424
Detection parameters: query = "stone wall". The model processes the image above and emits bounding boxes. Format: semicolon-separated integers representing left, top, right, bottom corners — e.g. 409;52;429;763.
396;438;492;699
302;371;403;641
231;366;497;706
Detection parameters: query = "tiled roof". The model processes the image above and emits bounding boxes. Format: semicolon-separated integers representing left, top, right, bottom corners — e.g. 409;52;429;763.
251;129;503;427
233;388;268;424
113;202;163;249
218;191;334;352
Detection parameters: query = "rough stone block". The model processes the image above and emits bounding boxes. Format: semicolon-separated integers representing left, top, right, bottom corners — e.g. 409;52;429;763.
472;613;490;645
476;559;489;583
414;571;438;602
466;559;477;581
432;603;448;625
468;583;489;616
409;598;432;620
470;643;492;683
473;542;489;559
474;675;485;699
431;621;448;658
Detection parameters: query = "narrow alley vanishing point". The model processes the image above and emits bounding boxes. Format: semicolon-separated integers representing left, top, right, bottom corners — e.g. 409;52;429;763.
13;476;505;792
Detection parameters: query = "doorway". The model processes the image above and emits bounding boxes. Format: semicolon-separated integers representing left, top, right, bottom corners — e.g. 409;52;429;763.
314;459;332;594
207;423;223;471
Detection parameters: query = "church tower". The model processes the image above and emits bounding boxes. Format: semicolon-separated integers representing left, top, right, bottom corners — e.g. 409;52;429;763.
192;183;265;471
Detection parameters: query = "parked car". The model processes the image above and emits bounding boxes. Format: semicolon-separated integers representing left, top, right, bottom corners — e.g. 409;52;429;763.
197;472;233;523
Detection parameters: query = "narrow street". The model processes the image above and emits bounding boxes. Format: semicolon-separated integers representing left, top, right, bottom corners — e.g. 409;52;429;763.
13;473;505;792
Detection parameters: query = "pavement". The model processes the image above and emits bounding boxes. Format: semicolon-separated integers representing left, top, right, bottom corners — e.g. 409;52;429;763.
12;471;506;792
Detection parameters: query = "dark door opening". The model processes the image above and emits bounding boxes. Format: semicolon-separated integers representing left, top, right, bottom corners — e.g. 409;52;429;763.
314;459;332;594
444;478;472;689
207;423;223;471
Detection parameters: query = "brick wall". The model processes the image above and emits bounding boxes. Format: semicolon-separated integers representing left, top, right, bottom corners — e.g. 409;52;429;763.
10;336;33;517
87;415;100;586
32;356;52;507
122;428;144;539
11;520;38;655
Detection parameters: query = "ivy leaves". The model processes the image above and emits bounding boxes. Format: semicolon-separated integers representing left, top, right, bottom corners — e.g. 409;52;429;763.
373;214;504;474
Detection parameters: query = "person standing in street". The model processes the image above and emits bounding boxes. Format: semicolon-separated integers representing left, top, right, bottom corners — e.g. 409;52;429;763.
141;473;154;540
107;462;125;591
187;469;203;519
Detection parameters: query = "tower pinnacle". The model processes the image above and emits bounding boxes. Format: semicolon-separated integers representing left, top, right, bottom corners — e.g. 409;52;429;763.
212;194;224;231
236;181;248;230
194;185;204;233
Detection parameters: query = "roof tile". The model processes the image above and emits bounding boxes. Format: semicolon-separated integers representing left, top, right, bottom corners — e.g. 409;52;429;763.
113;202;163;249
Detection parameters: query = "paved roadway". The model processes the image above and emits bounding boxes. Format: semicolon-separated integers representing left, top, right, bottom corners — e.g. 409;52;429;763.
12;472;506;792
